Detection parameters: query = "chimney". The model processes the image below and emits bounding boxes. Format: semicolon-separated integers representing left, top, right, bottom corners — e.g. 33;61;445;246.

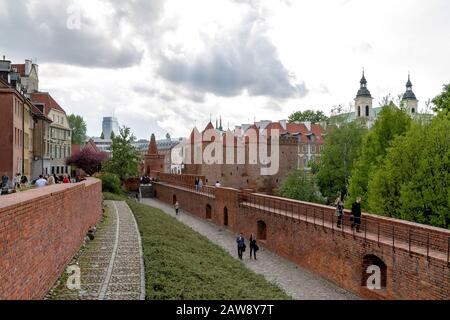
0;57;11;83
279;119;287;130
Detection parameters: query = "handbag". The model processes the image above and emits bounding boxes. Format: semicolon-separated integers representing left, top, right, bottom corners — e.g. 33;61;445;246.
242;243;246;252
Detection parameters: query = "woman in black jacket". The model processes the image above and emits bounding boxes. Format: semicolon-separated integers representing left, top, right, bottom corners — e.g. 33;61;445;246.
249;233;259;260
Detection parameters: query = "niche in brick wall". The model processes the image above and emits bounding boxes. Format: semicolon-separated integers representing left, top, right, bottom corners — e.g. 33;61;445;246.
206;204;212;220
257;220;267;241
361;254;387;289
223;207;229;226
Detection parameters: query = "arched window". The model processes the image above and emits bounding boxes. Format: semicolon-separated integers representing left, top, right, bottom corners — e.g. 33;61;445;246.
365;105;370;117
357;106;361;117
361;254;387;289
257;220;267;240
206;204;212;220
223;207;228;226
411;108;415;114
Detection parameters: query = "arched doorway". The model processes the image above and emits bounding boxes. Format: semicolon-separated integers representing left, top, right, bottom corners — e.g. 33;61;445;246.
172;194;177;205
206;204;212;220
223;207;228;226
257;220;267;240
361;254;387;289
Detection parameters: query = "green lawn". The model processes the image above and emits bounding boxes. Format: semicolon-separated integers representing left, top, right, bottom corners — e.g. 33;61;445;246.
124;198;290;300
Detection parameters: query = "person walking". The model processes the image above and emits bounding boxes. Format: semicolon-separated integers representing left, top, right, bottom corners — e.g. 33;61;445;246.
20;174;28;188
236;233;246;260
63;174;70;184
1;172;9;189
174;201;179;215
351;197;362;232
215;180;221;187
35;175;47;188
47;175;55;185
198;178;203;192
13;173;21;190
335;196;344;228
194;177;199;191
249;233;258;260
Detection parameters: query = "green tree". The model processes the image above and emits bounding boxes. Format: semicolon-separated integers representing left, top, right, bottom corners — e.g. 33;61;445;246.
346;103;411;209
110;131;115;139
367;113;450;228
275;170;324;204
288;110;329;123
312;122;367;200
103;126;142;180
432;83;450;113
67;114;87;145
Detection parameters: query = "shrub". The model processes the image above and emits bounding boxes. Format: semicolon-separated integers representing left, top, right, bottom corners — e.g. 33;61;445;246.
99;172;122;194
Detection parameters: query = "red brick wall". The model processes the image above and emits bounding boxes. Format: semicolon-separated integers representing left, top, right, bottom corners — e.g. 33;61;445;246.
152;179;450;300
0;178;102;299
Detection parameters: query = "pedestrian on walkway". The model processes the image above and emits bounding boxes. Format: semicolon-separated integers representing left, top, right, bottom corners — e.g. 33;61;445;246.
198;178;203;192
35;175;47;188
20;174;28;188
195;177;199;191
174;201;179;215
351;197;362;232
63;174;70;184
236;233;246;260
215;180;221;187
1;172;9;189
335;196;344;228
13;173;21;190
47;175;55;185
249;233;258;260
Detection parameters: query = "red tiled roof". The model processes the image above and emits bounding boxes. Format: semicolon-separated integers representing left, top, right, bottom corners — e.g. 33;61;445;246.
11;64;26;76
30;92;66;116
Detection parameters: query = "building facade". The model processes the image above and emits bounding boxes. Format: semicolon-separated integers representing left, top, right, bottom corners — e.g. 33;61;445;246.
31;92;72;176
102;116;119;140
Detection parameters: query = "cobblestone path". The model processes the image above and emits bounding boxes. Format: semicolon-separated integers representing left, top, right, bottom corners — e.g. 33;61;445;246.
142;198;359;300
47;200;145;300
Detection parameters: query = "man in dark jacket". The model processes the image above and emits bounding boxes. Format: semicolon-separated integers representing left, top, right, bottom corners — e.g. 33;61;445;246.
236;233;245;260
351;197;362;232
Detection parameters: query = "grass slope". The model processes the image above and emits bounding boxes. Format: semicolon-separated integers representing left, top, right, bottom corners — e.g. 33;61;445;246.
126;199;290;300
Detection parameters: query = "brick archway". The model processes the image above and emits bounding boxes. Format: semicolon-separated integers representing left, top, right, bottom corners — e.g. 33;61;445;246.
257;220;267;240
361;254;387;289
206;204;212;220
223;207;228;226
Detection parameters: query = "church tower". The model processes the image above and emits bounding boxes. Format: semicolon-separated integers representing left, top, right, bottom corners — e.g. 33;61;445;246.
401;74;418;115
354;70;373;119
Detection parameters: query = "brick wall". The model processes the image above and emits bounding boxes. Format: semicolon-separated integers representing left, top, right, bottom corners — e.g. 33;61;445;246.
152;176;450;300
0;178;102;299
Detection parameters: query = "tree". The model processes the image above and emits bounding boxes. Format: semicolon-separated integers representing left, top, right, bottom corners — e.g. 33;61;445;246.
66;148;107;176
103;126;142;180
367;113;450;228
110;131;115;140
100;131;104;139
312;122;367;200
346;103;411;209
288;110;329;123
67;114;87;145
432;83;450;113
275;170;324;204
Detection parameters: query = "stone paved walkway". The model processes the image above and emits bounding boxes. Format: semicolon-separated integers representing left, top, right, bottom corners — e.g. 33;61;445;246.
142;198;359;300
48;200;145;300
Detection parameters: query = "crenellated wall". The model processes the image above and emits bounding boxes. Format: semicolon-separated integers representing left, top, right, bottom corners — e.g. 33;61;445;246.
0;178;103;299
152;174;450;300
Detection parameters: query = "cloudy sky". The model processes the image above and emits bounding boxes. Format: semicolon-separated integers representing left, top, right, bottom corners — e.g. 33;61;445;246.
1;0;449;139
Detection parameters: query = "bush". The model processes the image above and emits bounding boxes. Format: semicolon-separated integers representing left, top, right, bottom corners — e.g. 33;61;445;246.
99;172;122;194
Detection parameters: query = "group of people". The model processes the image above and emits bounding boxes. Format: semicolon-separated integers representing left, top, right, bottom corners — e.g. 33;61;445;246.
236;233;259;260
140;175;152;185
335;196;362;231
34;173;74;188
194;178;222;191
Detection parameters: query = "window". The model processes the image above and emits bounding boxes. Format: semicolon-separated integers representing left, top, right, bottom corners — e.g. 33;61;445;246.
411;108;415;114
302;145;307;153
357;106;361;117
365;105;370;117
311;145;316;153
